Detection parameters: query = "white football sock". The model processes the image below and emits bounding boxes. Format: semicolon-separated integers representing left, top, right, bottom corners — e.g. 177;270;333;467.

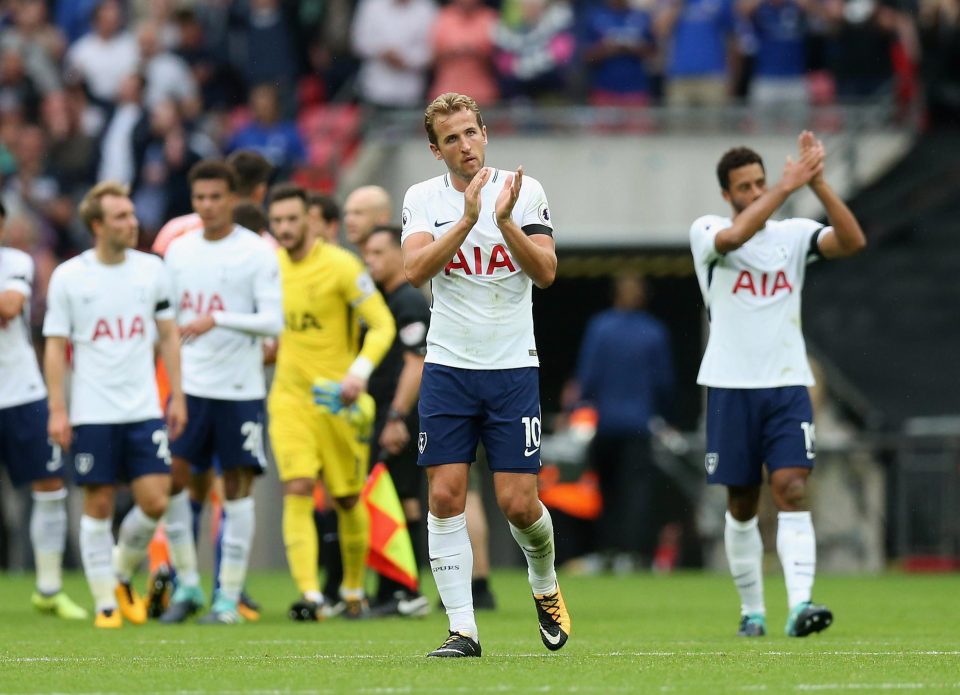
164;490;200;587
30;489;68;595
80;515;117;612
428;512;476;638
777;511;816;609
114;505;159;583
725;512;765;616
219;497;255;603
509;502;558;595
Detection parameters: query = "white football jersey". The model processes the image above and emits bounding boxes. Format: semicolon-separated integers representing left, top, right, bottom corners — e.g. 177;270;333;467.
401;169;553;369
42;250;174;425
165;226;281;400
690;215;828;388
0;248;46;408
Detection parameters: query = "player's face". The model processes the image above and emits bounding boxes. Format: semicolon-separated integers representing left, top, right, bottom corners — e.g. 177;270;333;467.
307;205;335;243
269;197;309;254
191;178;234;233
362;232;400;285
343;194;378;246
723;163;767;214
95;194;139;250
429;109;487;184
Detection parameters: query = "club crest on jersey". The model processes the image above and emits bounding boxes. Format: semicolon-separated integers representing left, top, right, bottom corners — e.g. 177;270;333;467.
75;453;95;475
418;432;428;454
705;453;719;475
401;207;410;228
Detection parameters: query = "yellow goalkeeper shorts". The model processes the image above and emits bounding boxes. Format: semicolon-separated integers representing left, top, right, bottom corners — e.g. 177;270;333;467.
268;391;374;498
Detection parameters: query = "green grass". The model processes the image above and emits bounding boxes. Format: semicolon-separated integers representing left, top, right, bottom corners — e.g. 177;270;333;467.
1;569;958;693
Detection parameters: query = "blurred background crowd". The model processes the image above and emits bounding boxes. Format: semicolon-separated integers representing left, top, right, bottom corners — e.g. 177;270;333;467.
1;0;959;329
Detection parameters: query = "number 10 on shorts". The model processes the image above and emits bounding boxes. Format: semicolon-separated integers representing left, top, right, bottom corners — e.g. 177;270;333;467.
522;415;541;457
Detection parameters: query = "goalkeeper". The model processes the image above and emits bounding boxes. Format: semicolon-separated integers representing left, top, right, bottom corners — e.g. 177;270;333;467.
266;183;395;620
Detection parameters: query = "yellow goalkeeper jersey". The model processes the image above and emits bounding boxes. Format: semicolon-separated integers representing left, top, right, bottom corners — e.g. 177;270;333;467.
272;240;395;397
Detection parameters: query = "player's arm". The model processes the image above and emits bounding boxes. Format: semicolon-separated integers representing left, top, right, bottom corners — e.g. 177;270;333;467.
342;289;397;405
155;317;187;440
380;350;424;455
44;336;71;450
0;287;25;320
713;147;824;254
403;168;493;287
495;167;557;288
798;131;867;259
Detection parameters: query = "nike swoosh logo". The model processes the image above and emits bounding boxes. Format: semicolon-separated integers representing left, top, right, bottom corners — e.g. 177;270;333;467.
434;220;454;227
540;625;563;645
524;447;540;457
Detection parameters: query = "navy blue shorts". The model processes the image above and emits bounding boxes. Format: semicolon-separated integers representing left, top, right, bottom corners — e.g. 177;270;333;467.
170;395;267;474
417;364;542;474
0;398;65;486
72;419;171;486
704;386;816;486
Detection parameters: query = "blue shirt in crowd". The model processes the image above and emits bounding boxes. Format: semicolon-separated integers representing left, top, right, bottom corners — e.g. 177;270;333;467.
580;5;655;95
666;0;735;78
751;0;807;78
577;309;674;436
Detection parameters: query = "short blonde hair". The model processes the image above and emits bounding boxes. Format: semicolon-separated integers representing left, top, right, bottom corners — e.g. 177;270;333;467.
424;93;484;146
79;181;129;231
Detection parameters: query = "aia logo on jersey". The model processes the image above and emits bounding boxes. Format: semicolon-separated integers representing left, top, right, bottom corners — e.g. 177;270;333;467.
444;243;516;277
286;311;322;332
178;291;225;315
92;316;146;341
732;270;793;297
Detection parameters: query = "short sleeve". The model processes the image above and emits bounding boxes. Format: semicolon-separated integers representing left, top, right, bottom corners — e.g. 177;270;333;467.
519;176;553;234
153;260;175;321
42;267;71;338
689;215;725;267
401;184;431;244
2;251;34;298
783;218;829;265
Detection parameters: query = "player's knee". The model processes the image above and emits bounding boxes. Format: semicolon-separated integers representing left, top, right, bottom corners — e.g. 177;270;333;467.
429;484;466;517
139;494;168;520
334;494;359;511
773;475;808;510
497;493;540;528
32;477;64;493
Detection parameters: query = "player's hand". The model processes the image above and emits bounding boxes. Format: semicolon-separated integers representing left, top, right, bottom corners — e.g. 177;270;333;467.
380;419;410;455
48;407;72;451
462;167;491;227
780;147;823;194
179;315;216;341
262;338;278;365
339;373;366;407
166;393;187;441
495;165;523;227
798;130;826;187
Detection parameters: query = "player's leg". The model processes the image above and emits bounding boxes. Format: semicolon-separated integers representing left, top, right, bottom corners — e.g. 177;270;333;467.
199;399;265;624
468;449;497;610
114;420;174;625
766;386;831;637
4;399;86;619
419;364;482;657
73;424;122;627
271;394;326;620
160;396;213;623
706;387;767;636
323;396;375;619
482;366;569;651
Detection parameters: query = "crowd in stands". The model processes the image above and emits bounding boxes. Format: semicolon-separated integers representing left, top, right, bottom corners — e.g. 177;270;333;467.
0;0;958;330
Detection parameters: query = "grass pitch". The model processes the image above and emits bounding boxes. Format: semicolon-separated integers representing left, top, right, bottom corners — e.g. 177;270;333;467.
0;569;957;693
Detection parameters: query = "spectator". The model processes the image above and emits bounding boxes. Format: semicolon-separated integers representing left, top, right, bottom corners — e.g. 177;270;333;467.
919;0;960;127
42;90;98;199
579;0;658;105
96;73;146;184
493;0;577;103
738;0;814;108
0;0;66;96
55;0;100;45
575;274;674;571
655;0;738;106
0;48;42;122
822;0;918;99
226;83;306;176
136;21;200;116
63;0;139;105
298;0;360;100
233;0;298;102
430;0;500;105
351;0;439;108
172;7;239;112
